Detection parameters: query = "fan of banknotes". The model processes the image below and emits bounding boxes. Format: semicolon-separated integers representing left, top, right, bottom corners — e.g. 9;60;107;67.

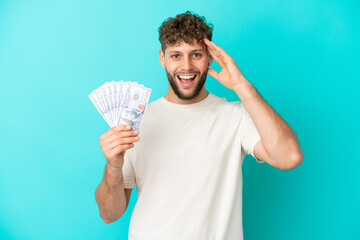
88;81;152;130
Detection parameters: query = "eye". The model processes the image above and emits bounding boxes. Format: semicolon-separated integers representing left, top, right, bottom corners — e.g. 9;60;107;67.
193;53;201;58
171;54;180;59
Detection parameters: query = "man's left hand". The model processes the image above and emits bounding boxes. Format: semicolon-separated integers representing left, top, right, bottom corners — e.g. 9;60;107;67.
204;38;246;90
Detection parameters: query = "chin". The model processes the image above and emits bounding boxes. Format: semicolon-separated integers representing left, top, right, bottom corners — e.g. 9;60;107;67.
166;69;207;101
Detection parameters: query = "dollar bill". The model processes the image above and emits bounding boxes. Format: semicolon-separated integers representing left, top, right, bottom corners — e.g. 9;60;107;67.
89;81;151;129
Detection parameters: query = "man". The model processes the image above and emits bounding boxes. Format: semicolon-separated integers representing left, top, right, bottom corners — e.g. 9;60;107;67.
95;11;303;240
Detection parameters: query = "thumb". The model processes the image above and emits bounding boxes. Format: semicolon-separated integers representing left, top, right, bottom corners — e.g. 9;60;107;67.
207;68;219;80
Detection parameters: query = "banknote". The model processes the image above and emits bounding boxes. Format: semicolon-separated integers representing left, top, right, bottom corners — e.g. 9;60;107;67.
118;83;152;130
89;81;151;129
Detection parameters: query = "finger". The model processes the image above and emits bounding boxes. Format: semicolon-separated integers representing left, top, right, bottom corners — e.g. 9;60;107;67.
102;130;139;145
104;136;140;151
207;40;231;59
100;124;132;140
204;38;223;56
207;47;225;68
207;68;220;80
203;37;212;46
204;38;232;65
205;41;224;62
204;40;220;56
108;143;134;156
207;44;220;58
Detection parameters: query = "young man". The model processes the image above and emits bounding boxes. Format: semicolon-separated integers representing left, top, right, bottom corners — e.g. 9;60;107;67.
95;11;303;240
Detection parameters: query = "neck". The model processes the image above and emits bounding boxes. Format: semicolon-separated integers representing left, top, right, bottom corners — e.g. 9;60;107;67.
164;87;209;105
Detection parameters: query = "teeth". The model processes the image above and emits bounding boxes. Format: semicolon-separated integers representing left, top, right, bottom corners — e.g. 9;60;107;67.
178;75;195;79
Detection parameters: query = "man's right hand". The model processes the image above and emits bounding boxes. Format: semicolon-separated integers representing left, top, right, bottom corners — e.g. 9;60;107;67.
99;124;140;170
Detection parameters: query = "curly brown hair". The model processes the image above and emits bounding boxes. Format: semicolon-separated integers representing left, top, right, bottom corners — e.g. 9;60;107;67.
158;11;214;53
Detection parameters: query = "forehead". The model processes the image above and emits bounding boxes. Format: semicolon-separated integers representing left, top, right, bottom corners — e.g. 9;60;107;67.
165;40;206;54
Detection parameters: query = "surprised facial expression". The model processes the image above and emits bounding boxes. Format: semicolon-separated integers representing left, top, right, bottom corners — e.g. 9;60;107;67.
159;40;213;101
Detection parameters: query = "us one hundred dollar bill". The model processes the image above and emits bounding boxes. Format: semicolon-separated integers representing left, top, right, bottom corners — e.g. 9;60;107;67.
88;81;151;130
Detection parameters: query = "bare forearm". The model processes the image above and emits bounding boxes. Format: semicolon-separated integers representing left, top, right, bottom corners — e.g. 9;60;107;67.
95;164;127;223
202;38;302;164
233;77;302;161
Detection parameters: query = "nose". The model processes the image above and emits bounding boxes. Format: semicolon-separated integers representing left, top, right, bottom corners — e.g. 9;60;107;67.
181;56;194;71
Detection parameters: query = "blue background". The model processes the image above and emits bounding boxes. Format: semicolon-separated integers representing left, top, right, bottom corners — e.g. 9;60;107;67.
0;0;359;239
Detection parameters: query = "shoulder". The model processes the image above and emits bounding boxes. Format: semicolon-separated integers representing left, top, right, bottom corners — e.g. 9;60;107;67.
143;98;162;113
208;93;245;114
139;98;163;126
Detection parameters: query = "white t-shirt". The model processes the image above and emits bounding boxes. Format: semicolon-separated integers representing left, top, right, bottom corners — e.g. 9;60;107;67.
122;93;262;240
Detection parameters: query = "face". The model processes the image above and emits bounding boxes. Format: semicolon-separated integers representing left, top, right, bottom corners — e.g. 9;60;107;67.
124;110;138;121
159;40;213;101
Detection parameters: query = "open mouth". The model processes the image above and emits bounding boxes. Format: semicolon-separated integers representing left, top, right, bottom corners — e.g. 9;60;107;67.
177;74;197;87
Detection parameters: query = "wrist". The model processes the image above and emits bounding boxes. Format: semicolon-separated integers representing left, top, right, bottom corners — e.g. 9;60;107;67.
106;160;123;171
105;164;124;187
232;78;259;103
231;75;247;91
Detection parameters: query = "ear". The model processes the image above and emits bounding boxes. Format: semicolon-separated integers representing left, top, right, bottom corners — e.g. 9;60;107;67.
159;49;165;68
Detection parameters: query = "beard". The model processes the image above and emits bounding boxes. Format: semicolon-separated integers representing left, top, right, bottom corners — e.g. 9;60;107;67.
165;68;208;101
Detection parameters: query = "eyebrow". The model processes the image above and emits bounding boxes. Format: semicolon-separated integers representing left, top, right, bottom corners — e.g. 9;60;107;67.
168;49;205;54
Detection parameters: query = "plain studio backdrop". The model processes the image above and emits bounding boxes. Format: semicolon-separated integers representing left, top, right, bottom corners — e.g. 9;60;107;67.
0;0;359;239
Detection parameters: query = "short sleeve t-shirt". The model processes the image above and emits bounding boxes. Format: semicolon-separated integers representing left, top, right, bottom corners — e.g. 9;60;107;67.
122;93;262;240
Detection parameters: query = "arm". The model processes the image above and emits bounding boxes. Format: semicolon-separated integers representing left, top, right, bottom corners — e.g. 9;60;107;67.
95;125;139;223
204;38;303;170
234;81;303;170
95;164;132;223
